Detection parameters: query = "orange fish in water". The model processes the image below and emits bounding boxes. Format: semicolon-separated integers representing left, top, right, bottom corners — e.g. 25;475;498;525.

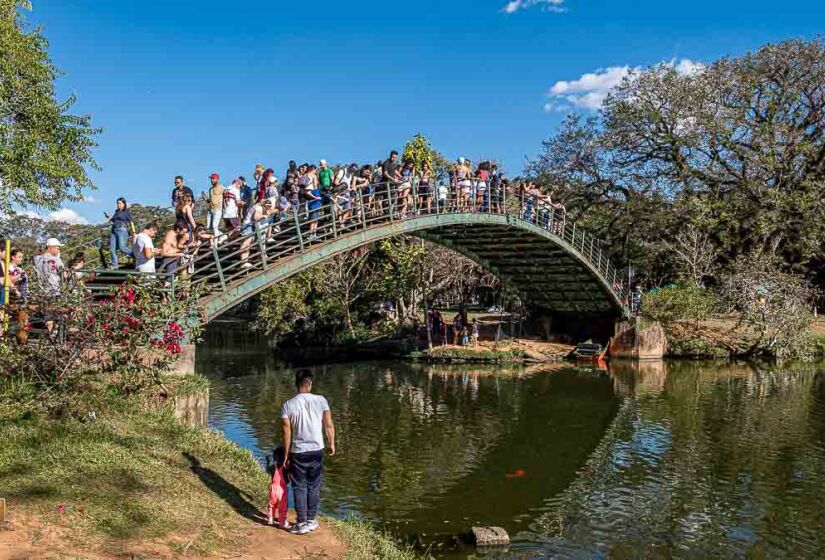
505;469;526;479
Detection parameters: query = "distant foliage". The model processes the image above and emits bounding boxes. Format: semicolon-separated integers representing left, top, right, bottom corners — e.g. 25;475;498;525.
402;134;451;182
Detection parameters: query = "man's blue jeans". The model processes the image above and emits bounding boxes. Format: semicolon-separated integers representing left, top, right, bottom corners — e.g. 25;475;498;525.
109;227;133;266
290;450;324;524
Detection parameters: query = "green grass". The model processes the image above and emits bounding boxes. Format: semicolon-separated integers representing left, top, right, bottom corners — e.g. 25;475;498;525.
0;402;270;555
327;517;431;560
409;345;528;362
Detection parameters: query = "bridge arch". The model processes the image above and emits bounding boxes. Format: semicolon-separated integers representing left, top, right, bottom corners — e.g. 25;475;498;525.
197;211;629;323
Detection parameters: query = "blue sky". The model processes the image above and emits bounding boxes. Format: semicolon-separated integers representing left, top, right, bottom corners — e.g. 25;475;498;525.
25;0;823;224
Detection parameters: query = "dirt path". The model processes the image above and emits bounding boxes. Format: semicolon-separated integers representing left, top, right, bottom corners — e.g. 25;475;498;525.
0;511;346;560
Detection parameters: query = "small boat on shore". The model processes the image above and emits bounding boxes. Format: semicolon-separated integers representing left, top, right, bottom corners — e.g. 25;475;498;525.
570;340;608;363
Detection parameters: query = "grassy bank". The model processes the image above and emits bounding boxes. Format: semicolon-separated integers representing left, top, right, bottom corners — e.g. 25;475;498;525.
0;378;425;559
328;518;428;560
409;344;530;363
0;400;269;555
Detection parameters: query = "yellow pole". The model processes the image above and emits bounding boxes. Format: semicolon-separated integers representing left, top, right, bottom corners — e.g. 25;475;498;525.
3;239;10;332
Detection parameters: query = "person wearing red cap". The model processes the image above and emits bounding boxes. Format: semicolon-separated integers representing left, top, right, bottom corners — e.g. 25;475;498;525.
207;173;224;238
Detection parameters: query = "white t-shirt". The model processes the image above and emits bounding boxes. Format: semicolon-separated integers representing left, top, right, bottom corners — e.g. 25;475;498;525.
134;232;156;273
280;392;330;454
33;254;64;296
223;184;241;219
437;184;448;201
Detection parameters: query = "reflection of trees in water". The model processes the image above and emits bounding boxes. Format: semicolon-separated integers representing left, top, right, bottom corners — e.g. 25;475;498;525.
536;361;825;557
203;356;621;539
323;363;524;521
206;360;526;520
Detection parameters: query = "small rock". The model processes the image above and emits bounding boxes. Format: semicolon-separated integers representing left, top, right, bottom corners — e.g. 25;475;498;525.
472;526;510;547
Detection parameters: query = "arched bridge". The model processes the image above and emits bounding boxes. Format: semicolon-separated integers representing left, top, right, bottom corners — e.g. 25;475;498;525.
172;184;630;323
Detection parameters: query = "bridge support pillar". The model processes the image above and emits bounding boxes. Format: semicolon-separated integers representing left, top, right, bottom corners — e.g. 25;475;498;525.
609;318;666;360
170;344;197;376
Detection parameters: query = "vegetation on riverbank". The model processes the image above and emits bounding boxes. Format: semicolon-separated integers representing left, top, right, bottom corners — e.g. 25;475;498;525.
328;518;431;560
641;261;821;360
409;344;530;363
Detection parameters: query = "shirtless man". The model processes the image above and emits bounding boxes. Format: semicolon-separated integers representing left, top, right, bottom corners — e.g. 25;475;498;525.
159;221;188;275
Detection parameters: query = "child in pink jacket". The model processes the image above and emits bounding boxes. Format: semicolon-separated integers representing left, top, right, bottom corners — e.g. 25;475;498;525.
267;446;290;529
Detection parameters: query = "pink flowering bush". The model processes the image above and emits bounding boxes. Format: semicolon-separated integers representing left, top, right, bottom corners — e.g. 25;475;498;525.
0;278;202;418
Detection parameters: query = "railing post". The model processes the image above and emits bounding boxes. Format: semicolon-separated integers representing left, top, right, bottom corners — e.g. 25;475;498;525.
597;245;602;271
255;222;268;267
293;206;305;253
412;178;418;216
211;244;226;291
357;187;367;230
388;182;395;221
571;222;576;247
502;183;507;215
330;199;338;238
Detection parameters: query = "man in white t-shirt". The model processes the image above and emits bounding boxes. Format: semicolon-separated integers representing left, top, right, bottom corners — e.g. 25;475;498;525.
281;369;336;535
133;223;160;274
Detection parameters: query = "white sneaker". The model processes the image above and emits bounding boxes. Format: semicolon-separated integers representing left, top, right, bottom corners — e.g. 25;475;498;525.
290;522;310;535
241;262;253;269
306;519;319;532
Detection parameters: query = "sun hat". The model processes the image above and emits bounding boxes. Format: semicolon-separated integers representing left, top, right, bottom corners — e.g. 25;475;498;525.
45;238;64;247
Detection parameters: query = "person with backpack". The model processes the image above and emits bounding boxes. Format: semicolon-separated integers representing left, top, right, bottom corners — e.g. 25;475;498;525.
222;178;243;233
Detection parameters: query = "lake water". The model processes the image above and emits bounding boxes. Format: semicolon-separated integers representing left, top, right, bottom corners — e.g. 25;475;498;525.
198;324;825;558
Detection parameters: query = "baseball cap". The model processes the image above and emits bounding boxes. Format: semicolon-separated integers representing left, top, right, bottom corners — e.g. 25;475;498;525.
45;238;64;247
209;173;220;180
320;159;328;166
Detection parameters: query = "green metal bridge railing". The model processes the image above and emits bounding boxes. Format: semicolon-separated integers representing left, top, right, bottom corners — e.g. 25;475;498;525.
177;179;629;314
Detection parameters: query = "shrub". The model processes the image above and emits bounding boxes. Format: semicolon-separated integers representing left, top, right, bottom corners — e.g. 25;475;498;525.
641;285;718;324
719;255;816;360
0;279;201;419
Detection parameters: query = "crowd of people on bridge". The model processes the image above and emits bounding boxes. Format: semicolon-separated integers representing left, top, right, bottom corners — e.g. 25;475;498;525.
1;148;570;310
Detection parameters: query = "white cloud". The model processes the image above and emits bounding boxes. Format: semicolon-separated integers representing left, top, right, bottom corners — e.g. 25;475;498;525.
47;208;89;225
502;0;567;14
545;58;703;112
83;195;99;204
11;208;90;225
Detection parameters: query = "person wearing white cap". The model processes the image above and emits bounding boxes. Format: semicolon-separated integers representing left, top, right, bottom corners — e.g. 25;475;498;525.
33;238;65;297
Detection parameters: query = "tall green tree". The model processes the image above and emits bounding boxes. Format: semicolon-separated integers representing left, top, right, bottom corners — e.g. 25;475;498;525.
528;38;825;285
0;0;99;212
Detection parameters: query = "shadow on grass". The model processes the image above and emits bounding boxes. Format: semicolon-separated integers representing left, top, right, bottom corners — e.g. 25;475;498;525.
183;452;268;526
